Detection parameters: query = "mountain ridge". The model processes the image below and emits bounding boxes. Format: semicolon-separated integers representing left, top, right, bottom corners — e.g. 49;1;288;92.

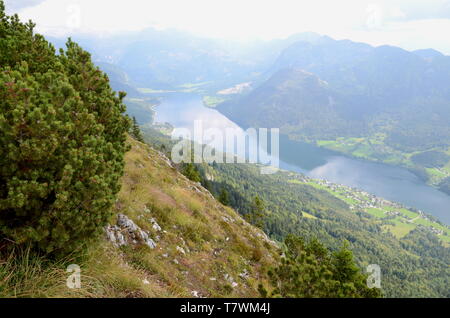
217;36;450;188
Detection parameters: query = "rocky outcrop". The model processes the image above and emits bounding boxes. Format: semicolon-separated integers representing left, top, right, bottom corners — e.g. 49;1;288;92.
105;214;157;249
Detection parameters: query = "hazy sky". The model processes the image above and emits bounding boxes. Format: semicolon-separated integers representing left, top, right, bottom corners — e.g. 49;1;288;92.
5;0;450;53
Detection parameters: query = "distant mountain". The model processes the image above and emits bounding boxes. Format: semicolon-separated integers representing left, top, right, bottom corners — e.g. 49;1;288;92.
220;37;450;151
95;62;142;96
271;38;450;106
48;30;328;90
219;68;363;139
413;48;445;61
218;36;450;184
48;31;339;129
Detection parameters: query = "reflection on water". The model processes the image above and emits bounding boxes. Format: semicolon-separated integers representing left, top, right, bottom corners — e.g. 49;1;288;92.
154;93;450;224
157;93;276;168
155;95;241;132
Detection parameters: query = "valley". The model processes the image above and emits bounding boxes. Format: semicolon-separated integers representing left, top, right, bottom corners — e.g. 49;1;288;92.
148;93;450;226
2;0;449;301
145;92;450;245
217;37;450;196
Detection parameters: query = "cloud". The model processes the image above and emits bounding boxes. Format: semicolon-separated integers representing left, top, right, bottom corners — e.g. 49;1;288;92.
10;0;450;54
4;0;47;11
349;0;450;31
386;0;450;21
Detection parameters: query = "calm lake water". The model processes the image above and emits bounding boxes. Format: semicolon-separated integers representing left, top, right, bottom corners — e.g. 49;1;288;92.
154;93;450;224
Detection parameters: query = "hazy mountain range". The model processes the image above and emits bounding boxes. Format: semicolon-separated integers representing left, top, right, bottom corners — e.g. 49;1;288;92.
48;30;327;91
220;34;450;150
48;30;450;190
217;34;450;190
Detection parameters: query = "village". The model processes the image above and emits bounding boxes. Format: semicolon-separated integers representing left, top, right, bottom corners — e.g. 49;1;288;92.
289;173;448;239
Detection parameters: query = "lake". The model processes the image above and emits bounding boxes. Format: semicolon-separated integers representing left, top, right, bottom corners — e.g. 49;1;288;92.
154;93;450;224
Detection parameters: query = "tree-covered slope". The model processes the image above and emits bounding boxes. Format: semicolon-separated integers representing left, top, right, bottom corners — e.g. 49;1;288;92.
194;161;449;297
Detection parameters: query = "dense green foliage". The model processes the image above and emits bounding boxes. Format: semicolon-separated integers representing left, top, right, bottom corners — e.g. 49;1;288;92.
194;162;449;297
181;163;201;183
261;235;381;298
0;4;129;254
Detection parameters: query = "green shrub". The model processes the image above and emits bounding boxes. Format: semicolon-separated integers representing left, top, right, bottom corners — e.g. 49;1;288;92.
0;3;130;254
181;163;201;182
261;235;382;298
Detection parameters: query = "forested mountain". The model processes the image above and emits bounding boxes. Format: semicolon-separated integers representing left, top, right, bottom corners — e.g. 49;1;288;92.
412;48;446;60
218;36;450;187
219;67;357;138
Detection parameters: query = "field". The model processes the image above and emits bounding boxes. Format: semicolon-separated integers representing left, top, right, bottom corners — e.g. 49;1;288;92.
302;211;318;219
289;177;450;245
202;95;227;108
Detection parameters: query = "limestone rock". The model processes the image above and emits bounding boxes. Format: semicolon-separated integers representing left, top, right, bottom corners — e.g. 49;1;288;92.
150;218;162;232
105;214;156;249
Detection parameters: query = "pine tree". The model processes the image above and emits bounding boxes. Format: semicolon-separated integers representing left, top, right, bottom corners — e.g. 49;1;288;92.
218;188;230;206
245;196;265;229
131;116;144;142
0;2;130;255
261;235;382;298
330;243;381;297
182;163;201;183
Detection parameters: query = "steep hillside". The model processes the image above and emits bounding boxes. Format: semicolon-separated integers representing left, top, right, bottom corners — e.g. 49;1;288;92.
0;138;278;297
195;161;450;297
140;129;449;297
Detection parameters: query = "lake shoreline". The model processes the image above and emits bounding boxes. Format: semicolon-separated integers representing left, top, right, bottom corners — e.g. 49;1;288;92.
151;93;450;225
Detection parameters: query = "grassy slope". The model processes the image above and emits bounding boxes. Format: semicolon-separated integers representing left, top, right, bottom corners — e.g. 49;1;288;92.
0;138;278;298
